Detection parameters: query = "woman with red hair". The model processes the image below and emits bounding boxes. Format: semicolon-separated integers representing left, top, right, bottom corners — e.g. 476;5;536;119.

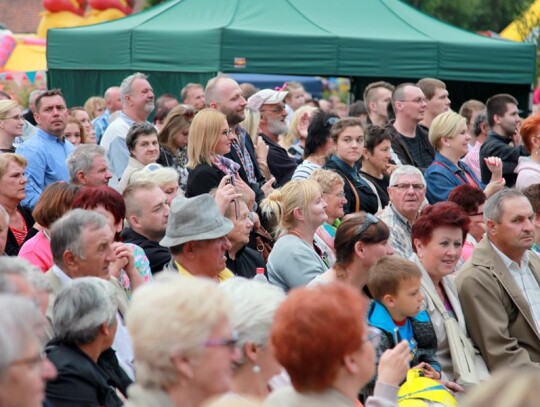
515;114;540;190
266;282;410;407
410;202;488;387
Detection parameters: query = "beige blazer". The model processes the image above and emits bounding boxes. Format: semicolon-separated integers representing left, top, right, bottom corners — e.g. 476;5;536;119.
456;237;540;371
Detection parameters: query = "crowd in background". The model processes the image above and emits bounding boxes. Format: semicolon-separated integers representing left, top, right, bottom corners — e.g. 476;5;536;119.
1;72;540;407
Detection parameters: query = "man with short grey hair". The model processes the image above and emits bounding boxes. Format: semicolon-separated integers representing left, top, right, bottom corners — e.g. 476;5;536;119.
160;194;234;282
378;165;427;258
100;73;155;185
46;209;138;379
457;189;540;371
67;144;112;186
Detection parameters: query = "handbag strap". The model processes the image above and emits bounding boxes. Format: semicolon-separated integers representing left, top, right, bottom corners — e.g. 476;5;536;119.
421;279;452;320
344;176;360;213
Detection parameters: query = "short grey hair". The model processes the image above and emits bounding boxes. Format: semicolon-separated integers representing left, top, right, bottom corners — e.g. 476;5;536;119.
67;144;107;183
131;165;179;187
50;209;109;266
53;277;117;345
219;278;285;367
0;257;42;291
389;165;425;186
484;189;528;223
473;109;488;137
0;295;42;376
120;72;149;105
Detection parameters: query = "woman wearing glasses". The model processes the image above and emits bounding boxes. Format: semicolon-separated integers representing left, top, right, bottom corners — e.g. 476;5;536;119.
424;111;504;204
186;109;254;205
157;104;194;192
262;179;329;291
324;118;381;215
266;282;410;407
310;212;394;291
0;100;24;153
126;273;239;407
410;202;488;387
118;123;160;193
219;278;285;401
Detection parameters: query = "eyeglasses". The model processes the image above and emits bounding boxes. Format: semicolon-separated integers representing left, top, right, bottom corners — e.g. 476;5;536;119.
357;213;379;237
204;330;239;350
324;191;345;198
391;183;425;191
11;350;47;369
400;97;427;104
261;105;285;114
366;327;382;348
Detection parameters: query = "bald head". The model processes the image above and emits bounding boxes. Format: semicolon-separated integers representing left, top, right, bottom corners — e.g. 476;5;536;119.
104;86;122;113
205;76;247;125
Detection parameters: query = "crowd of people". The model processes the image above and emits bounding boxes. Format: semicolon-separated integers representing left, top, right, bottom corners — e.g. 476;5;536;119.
1;72;540;407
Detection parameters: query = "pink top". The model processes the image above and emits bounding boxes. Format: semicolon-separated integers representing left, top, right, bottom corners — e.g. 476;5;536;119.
18;230;53;273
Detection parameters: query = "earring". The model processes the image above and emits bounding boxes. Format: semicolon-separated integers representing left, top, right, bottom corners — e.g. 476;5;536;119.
252;365;261;374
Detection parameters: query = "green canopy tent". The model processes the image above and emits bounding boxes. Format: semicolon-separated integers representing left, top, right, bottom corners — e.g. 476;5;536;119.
47;0;536;109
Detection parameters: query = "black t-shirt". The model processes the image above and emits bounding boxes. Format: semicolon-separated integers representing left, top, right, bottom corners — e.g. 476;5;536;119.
360;171;390;208
401;130;433;169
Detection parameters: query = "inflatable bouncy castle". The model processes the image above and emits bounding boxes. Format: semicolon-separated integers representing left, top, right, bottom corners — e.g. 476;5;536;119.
37;0;135;38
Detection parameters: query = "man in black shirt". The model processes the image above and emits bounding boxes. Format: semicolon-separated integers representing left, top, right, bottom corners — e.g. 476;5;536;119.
386;83;435;172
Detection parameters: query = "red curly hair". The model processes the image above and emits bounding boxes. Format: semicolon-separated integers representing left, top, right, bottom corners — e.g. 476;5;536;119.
520;113;540;154
411;202;470;253
448;184;486;215
271;283;367;392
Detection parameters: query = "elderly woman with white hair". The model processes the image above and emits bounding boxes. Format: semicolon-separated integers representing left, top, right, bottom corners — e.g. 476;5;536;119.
131;163;183;205
219;278;286;400
126;273;238;407
45;277;131;407
0;295;57;407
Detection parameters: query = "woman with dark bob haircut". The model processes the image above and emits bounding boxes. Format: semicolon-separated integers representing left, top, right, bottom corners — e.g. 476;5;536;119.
410;202;488;387
310;212;394;291
448;184;487;264
360;125;394;208
72;186;151;295
266;282;410;407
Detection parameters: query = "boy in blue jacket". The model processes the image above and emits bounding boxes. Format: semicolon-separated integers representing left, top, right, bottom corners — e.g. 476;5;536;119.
363;256;441;396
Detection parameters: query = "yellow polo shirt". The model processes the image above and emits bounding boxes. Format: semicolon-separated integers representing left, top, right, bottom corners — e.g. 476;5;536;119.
174;261;234;282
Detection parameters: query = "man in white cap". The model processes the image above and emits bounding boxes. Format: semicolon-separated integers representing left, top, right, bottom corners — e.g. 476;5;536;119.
160;194;235;282
247;89;298;186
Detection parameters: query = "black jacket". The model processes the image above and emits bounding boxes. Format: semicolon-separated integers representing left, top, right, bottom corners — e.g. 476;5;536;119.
121;227;170;275
185;163;226;198
325;158;380;215
386;121;434;173
226;246;266;279
5;205;37;256
479;131;529;187
45;342;130;407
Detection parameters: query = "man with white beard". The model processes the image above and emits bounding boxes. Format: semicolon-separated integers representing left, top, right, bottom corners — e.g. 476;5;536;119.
100;73;155;186
247;89;298;186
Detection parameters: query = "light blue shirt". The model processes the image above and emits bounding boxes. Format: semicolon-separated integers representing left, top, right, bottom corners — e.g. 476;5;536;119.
16;129;75;208
92;108;111;144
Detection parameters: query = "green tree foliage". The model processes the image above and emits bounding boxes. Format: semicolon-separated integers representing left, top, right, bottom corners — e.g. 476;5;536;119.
404;0;534;33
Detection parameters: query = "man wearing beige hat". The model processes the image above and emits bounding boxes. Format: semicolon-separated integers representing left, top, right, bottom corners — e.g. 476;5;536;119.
160;194;235;282
247;89;298;186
